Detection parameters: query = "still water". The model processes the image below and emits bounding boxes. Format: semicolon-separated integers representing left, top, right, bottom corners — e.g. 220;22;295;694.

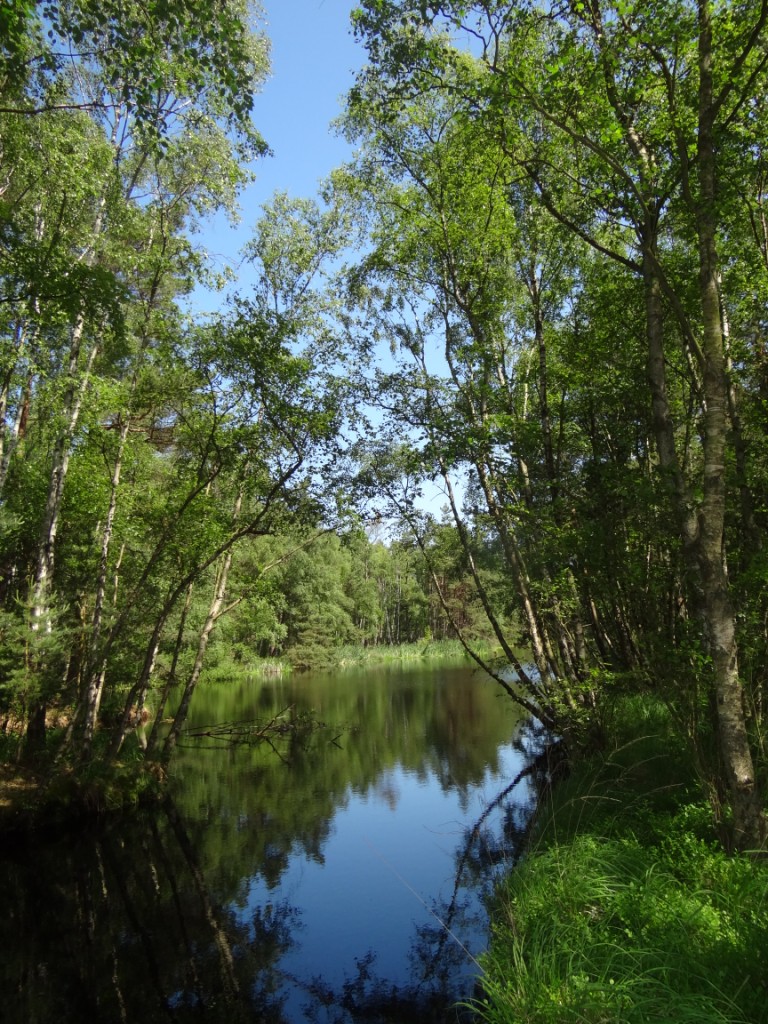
2;661;538;1024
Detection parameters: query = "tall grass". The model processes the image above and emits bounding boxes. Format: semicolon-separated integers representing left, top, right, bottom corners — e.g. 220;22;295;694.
201;656;288;682
332;638;492;667
475;697;768;1024
201;639;495;680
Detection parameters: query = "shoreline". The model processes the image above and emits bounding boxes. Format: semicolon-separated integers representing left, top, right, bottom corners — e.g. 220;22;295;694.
477;695;768;1024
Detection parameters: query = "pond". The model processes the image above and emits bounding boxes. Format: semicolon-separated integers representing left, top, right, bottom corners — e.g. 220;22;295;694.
2;660;540;1024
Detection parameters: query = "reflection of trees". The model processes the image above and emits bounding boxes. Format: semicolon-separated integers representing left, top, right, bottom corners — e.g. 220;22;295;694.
403;762;540;1003
2;665;538;1024
298;951;474;1024
402;721;564;1011
170;665;526;897
1;798;300;1024
275;727;547;1024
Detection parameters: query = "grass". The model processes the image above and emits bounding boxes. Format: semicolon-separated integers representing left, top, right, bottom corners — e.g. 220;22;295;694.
203;638;500;676
201;655;289;681
287;636;495;671
332;637;496;668
476;696;768;1024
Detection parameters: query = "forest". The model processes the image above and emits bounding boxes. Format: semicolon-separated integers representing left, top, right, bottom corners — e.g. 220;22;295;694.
1;0;767;862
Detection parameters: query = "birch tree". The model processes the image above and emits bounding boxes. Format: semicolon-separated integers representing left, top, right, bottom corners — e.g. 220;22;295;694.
350;0;768;847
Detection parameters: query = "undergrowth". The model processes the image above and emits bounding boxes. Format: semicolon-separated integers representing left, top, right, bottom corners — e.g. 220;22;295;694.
332;638;483;667
202;656;289;681
284;638;497;671
202;639;492;677
476;697;768;1024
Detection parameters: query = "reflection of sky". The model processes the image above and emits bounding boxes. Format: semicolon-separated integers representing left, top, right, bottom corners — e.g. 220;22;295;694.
236;741;533;1021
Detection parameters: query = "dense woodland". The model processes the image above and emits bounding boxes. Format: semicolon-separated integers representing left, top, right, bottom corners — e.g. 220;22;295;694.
1;0;767;852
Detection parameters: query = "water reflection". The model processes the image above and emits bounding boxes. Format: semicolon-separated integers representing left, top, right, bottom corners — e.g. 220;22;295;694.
3;800;298;1023
1;662;541;1024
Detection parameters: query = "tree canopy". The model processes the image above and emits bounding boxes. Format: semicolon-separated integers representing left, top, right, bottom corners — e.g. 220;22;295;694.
1;0;767;852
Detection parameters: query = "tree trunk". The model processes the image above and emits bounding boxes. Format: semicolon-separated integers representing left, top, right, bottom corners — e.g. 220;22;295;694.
719;283;761;552
0;321;34;496
30;329;99;630
439;461;541;690
529;268;558;504
163;547;236;758
693;0;766;850
25;330;99;751
145;583;195;756
77;418;131;756
474;459;558;681
108;612;166;760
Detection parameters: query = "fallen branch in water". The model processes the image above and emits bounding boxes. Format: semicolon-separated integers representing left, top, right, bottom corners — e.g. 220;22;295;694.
179;705;329;746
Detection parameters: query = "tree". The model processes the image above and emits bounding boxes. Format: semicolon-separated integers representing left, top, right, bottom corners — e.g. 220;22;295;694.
340;62;610;732
0;1;276;764
349;0;768;848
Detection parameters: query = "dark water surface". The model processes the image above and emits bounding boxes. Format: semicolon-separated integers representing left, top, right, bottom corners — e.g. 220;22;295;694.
2;661;537;1024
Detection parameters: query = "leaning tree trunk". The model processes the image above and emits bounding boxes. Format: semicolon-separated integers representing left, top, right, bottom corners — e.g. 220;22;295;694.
162;489;243;757
144;583;195;755
76;416;132;758
106;481;272;760
162;549;236;758
474;460;561;684
24;327;99;755
528;268;591;684
30;184;108;634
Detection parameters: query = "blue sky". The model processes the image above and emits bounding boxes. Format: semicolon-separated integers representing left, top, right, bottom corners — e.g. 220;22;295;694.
194;1;364;307
254;1;362;196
